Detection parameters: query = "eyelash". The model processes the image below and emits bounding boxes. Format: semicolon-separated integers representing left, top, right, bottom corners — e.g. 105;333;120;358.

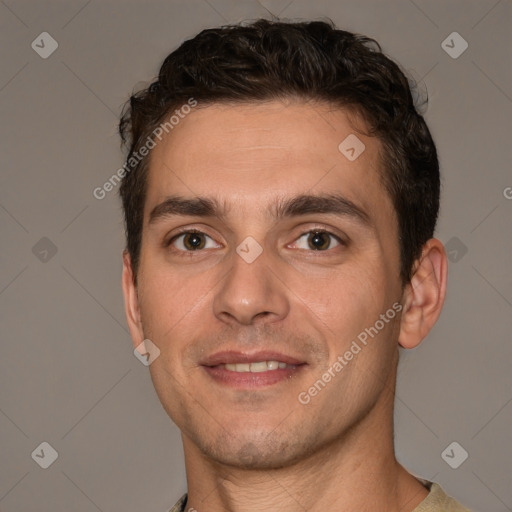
165;228;346;254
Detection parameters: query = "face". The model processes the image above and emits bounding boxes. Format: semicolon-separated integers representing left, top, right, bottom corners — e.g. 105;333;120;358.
124;100;405;469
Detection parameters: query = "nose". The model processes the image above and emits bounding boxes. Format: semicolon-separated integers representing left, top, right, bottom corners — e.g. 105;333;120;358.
212;243;290;326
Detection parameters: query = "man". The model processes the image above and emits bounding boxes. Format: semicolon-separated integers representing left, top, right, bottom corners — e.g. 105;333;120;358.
119;19;470;511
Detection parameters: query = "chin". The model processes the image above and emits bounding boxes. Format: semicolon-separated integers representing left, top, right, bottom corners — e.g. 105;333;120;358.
194;428;321;470
213;445;296;470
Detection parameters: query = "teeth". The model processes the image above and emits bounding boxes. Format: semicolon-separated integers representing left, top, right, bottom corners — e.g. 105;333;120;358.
250;361;268;373
223;360;292;372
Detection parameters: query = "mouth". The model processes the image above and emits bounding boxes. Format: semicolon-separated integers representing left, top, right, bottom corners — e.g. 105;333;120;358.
201;351;307;388
222;360;295;372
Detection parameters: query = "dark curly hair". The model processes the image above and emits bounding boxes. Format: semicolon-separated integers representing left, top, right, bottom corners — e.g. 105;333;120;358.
119;18;439;285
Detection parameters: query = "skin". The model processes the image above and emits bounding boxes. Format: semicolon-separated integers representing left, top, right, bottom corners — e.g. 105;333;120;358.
122;99;448;511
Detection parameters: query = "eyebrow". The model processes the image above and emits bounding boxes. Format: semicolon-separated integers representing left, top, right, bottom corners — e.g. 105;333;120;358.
148;193;372;228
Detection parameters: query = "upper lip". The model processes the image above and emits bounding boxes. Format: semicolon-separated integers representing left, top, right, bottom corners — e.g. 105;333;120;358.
201;350;306;366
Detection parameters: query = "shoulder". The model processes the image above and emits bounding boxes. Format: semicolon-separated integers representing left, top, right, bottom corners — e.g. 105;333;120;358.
413;482;471;512
168;493;188;512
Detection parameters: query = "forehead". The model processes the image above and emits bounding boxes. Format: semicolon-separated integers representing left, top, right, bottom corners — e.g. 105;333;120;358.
144;100;394;226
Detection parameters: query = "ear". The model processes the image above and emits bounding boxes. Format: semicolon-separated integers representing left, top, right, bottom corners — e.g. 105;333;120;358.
398;238;448;349
121;250;145;349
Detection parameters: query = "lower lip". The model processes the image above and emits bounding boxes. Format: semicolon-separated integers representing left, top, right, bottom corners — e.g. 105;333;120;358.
203;365;305;388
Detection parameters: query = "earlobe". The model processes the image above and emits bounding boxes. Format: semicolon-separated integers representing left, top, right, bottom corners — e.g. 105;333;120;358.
121;250;145;349
398;238;448;349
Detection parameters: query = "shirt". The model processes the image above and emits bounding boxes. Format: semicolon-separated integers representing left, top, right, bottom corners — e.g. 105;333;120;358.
168;482;471;511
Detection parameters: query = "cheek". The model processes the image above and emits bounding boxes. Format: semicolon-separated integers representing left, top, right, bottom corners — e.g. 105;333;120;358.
297;257;390;339
137;264;207;335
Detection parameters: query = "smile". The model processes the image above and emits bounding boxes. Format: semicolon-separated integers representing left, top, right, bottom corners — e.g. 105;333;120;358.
222;361;295;372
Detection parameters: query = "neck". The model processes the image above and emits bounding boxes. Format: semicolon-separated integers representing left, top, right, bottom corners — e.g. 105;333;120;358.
182;368;428;512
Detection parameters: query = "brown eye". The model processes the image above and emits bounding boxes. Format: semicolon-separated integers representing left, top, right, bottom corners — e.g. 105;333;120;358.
308;231;331;250
183;233;205;250
169;231;219;251
294;230;341;251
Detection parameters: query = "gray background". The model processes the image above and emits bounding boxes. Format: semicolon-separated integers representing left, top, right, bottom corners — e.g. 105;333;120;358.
0;0;511;511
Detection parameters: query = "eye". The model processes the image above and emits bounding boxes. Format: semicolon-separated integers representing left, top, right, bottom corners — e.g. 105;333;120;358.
168;230;220;251
292;230;342;251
